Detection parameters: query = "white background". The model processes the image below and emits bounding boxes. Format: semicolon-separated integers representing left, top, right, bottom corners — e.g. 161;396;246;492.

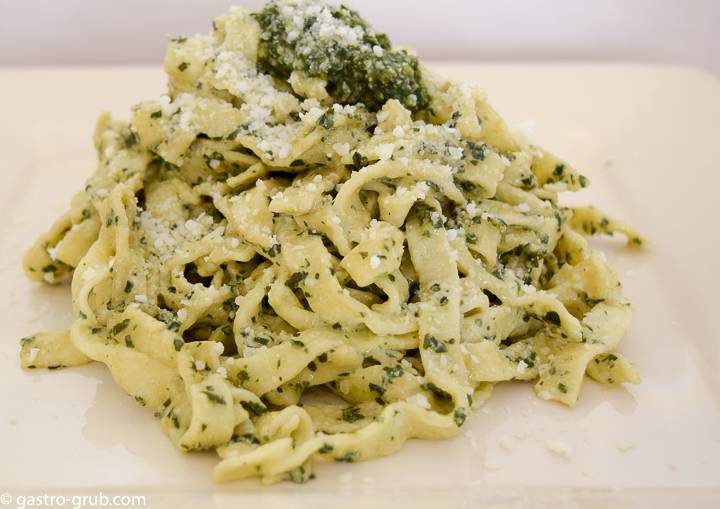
1;0;719;78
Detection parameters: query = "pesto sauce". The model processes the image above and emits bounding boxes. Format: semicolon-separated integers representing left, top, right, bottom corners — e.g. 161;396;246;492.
253;0;429;112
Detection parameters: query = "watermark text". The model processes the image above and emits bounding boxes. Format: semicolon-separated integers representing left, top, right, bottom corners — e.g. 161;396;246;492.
1;492;145;509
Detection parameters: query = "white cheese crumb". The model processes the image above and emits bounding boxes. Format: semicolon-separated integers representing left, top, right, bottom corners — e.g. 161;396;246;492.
337;472;353;484
226;357;235;365
537;390;551;400
376;111;389;122
369;255;381;269
500;435;515;450
372;45;384;57
517;360;528;374
521;284;536;294
178;301;187;322
82;267;97;280
216;342;225;355
392;125;405;138
244;345;269;358
377;143;395;161
332;142;350;156
28;348;41;363
331;216;341;224
185;219;204;236
546;440;573;457
195;360;205;371
448;146;464;160
517;203;530;213
617;441;633;451
406;393;431;409
229;238;240;248
278;144;292;159
217;367;227;378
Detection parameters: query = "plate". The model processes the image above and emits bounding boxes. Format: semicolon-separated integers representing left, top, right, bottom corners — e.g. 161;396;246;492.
1;64;719;508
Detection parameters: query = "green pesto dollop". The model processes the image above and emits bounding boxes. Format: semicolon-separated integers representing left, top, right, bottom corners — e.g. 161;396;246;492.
253;0;429;112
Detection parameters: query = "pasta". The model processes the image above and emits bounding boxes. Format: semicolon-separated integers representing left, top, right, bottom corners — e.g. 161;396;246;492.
20;0;647;484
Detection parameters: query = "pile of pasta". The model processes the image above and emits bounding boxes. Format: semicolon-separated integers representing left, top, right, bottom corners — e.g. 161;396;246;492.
20;4;645;484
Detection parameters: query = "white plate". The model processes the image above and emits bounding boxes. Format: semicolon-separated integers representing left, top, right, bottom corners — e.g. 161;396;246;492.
1;65;719;508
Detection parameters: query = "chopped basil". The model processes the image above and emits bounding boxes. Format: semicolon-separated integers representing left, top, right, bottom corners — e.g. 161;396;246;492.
544;311;561;327
316;112;334;130
241;400;268;415
341;406;363;422
336;452;360;463
454;407;467;426
383;365;404;378
423;334;447;353
369;383;386;395
289;338;305;348
111;319;130;335
285;271;307;289
202;391;227;405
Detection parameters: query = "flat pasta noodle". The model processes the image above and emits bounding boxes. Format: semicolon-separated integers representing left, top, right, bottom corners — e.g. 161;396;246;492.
20;0;643;484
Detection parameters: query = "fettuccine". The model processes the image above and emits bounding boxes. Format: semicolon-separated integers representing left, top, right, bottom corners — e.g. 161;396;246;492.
20;0;645;484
